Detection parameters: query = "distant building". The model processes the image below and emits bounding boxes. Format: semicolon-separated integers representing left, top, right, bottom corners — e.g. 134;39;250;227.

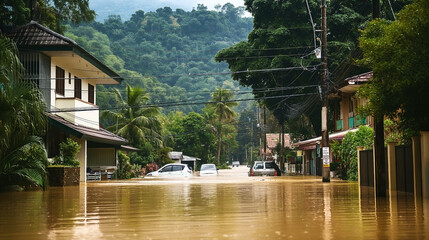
261;133;292;160
168;151;200;170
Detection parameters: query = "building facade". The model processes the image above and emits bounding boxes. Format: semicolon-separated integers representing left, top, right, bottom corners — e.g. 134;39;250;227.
8;21;129;181
295;72;374;176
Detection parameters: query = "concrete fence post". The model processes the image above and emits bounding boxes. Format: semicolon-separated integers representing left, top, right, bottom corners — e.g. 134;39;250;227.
387;141;398;195
420;131;429;199
412;136;422;199
357;146;365;187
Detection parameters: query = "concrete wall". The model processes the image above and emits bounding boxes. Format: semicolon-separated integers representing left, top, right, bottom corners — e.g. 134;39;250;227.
71;137;87;182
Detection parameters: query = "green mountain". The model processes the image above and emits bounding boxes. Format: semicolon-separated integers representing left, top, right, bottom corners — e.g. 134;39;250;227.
66;4;253;116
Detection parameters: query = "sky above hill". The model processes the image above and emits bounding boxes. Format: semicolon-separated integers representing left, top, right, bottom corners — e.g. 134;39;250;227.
89;0;250;22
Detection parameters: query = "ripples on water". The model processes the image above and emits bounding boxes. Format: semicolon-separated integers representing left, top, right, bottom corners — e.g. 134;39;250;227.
0;175;427;239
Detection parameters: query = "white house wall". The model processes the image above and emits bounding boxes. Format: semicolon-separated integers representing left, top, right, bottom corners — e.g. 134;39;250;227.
51;57;99;129
55;98;99;129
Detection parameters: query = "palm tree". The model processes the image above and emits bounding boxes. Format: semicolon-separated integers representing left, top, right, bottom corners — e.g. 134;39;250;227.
206;87;237;165
0;34;49;189
101;84;163;147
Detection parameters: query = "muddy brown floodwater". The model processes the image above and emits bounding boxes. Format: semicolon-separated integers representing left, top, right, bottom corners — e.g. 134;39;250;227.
0;166;428;239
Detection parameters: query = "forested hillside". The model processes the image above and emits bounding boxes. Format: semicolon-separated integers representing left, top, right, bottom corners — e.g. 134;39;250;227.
66;4;253;116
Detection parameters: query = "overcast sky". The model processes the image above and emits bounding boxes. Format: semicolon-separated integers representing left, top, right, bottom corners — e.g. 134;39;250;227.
90;0;250;22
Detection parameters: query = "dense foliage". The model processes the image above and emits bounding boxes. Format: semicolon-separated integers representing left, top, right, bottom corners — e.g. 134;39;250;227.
53;138;81;167
101;84;164;147
358;0;429;133
0;0;95;33
331;125;374;181
215;0;410;140
167;112;216;163
65;4;253;116
0;35;49;189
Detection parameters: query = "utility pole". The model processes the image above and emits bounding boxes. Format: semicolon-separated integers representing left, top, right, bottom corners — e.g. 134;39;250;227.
264;107;267;161
373;0;386;197
249;117;254;164
321;0;330;182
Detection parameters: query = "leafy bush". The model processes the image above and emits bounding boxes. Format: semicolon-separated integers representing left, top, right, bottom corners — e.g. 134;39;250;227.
338;126;374;181
117;151;132;179
156;147;174;166
53;138;80;167
143;162;159;175
0;138;49;190
130;164;143;178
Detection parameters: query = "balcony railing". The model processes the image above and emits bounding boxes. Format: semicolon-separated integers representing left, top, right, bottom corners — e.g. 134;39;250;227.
349;117;355;129
336;120;343;131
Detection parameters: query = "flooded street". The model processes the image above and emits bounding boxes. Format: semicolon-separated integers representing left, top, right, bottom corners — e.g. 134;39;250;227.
0;166;428;239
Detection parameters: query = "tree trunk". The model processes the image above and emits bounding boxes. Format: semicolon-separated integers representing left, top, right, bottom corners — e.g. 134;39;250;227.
217;134;221;165
217;124;222;165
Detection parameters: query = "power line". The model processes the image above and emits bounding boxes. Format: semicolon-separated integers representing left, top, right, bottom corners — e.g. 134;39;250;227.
22;64;320;81
48;92;317;113
34;84;320;94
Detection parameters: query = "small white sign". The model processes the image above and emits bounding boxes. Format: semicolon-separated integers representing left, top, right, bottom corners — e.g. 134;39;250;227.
322;147;330;167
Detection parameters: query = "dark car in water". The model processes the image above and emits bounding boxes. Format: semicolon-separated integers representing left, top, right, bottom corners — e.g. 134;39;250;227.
249;161;282;176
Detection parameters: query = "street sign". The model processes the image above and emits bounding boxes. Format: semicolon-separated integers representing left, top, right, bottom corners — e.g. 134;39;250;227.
322;147;330;167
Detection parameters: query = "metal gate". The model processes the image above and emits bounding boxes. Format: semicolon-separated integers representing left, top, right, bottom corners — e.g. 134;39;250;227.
395;144;413;193
359;150;374;187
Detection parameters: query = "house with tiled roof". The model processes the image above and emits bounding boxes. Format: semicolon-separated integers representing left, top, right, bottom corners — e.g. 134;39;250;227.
7;21;129;182
261;133;292;161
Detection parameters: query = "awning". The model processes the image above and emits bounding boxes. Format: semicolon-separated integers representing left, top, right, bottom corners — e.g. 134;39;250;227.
182;155;201;161
48;113;128;146
120;145;140;152
294;128;360;150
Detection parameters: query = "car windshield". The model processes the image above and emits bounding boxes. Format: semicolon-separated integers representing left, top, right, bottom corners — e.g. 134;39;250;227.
201;164;216;171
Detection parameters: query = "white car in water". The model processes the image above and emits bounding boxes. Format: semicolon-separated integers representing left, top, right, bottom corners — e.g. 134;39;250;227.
199;164;218;176
145;163;192;178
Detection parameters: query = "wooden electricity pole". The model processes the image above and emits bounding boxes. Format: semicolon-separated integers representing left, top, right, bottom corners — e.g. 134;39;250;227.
321;0;330;182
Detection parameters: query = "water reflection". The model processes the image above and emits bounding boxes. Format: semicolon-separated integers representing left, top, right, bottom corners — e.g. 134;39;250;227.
0;177;427;239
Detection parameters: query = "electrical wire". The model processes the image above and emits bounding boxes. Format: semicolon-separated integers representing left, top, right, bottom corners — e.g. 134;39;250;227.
33;84;320;94
387;0;396;20
48;92;317;113
22;64;320;81
305;0;317;49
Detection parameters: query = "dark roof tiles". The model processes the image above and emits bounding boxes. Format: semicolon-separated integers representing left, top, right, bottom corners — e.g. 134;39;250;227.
48;113;128;145
9;20;76;46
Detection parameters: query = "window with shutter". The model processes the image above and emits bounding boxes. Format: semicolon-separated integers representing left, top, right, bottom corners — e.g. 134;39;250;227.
55;66;65;95
88;83;94;104
74;76;82;99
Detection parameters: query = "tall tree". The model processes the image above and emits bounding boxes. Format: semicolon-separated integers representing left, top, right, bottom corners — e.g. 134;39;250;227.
101;84;163;147
0;0;95;33
205;88;238;165
168;112;216;163
215;0;411;139
358;0;429;133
